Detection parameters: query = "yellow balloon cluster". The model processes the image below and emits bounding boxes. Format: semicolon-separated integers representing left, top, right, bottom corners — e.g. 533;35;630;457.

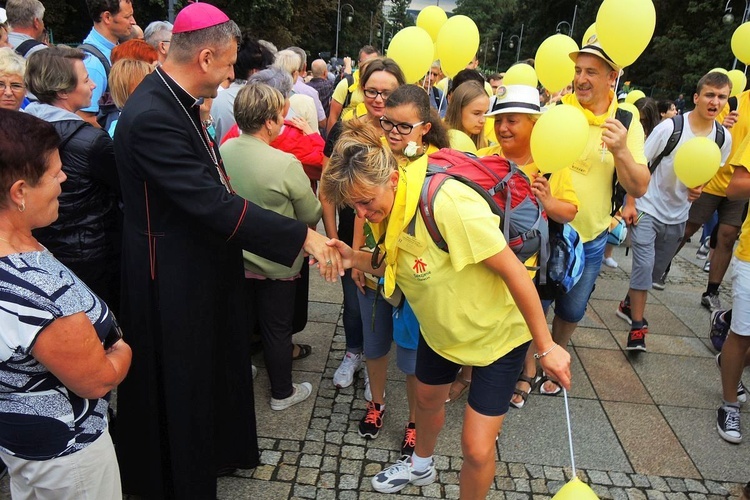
388;27;435;84
436;15;480;77
536;34;578;93
552;478;600;500
596;0;656;67
674;137;722;188
530;104;589;174
732;22;750;65
728;69;748;97
625;90;646;104
504;63;538;87
416;6;447;42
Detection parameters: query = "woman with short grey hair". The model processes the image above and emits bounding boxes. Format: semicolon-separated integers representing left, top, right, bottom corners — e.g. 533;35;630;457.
0;47;25;110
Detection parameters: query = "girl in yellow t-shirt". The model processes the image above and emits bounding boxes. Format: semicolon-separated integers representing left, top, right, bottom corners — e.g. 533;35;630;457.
444;80;490;151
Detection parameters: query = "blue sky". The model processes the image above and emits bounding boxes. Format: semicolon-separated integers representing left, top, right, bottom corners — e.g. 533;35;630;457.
409;0;458;14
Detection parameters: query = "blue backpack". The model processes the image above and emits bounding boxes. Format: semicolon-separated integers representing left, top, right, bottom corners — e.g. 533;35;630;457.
537;219;585;300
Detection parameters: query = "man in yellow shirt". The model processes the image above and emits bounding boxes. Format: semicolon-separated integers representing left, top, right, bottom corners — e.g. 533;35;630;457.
539;38;649;394
715;132;750;443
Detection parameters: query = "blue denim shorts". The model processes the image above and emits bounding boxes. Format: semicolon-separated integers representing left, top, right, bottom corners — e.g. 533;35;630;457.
357;287;394;359
547;229;607;323
415;335;530;417
396;345;417;375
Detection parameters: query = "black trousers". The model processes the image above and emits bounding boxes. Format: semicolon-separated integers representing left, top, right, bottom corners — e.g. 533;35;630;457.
245;278;297;399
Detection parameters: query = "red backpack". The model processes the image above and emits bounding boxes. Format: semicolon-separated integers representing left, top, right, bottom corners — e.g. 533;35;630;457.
413;148;549;280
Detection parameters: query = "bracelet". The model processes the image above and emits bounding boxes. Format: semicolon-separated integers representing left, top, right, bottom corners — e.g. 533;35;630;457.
533;343;559;359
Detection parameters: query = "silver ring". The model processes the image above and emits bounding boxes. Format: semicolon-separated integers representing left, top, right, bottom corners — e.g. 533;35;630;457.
326;259;333;266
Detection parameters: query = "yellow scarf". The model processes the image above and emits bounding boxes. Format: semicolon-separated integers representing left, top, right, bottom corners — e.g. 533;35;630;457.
370;145;437;297
561;90;618;126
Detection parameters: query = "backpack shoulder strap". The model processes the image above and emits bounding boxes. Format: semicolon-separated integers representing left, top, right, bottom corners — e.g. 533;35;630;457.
729;96;738;112
15;39;44;57
714;119;726;149
649;115;683;173
78;43;111;79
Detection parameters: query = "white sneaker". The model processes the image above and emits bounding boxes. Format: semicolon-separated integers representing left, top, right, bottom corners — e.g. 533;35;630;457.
602;257;619;268
333;351;362;388
371;456;437;493
270;382;312;410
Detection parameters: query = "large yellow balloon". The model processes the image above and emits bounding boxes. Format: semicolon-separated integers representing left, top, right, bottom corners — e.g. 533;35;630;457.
728;69;748;97
436;15;479;78
596;0;656;67
674;137;722;188
388;27;434;84
625;90;646;104
447;129;477;154
709;67;729;75
582;23;596;46
536;34;578;93
504;63;538;87
552;478;600;500
530;104;589;174
416;6;448;43
732;22;750;65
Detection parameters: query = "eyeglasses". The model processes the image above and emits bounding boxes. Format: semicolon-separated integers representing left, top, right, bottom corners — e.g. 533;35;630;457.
363;88;392;100
160;40;171;44
0;82;25;93
379;116;424;135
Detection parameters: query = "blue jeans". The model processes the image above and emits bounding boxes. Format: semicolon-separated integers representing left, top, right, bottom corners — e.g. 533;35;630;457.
356;287;394;359
341;270;363;354
546;230;608;323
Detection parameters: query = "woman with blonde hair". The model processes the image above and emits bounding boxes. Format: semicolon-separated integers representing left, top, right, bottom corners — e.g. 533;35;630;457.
107;58;153;136
444;80;490;150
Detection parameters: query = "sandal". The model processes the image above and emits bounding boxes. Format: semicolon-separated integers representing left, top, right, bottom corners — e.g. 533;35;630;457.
510;372;537;409
538;374;562;396
446;369;471;403
292;344;312;361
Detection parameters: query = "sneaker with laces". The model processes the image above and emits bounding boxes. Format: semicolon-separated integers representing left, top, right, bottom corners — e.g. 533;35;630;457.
717;405;742;443
709;309;730;352
371;455;437;493
616;299;632;325
359;401;385;439
270;382;312;411
697;240;710;259
626;325;647;351
652;271;667;290
333;351;362;389
715;352;747;403
701;292;722;312
401;422;417;457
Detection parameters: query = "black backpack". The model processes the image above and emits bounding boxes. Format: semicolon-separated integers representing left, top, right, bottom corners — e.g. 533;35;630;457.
648;114;726;173
78;43;119;130
15;39;45;57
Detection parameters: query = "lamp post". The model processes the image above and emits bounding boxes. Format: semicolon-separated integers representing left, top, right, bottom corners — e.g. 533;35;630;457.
482;38;490;68
508;24;523;63
724;0;750;69
556;21;572;36
371;22;382;46
335;0;355;60
495;32;504;72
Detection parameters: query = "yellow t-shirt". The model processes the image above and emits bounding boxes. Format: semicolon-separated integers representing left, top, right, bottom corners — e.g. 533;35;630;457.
395;179;532;366
705;89;750;196
561;93;647;242
732;135;750;262
332;73;365;121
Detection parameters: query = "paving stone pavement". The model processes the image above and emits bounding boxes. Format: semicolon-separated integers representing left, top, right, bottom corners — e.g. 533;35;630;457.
2;241;747;499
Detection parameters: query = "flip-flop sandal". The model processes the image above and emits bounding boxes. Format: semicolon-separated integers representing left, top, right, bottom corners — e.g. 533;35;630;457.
510;373;537;409
446;370;471;403
292;344;312;361
538;374;562;396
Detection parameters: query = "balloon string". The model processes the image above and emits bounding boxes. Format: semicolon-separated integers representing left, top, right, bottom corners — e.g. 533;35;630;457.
563;388;576;477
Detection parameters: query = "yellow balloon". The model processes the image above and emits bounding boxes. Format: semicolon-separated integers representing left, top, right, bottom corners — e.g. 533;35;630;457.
596;0;656;67
709;67;729;75
674;137;722;188
728;69;748;97
388;27;435;84
552;478;600;500
536;34;578;93
416;6;448;43
618;102;641;124
582;23;596;46
732;22;750;65
436;15;480;78
530;104;589;174
504;63;538;87
625;90;646;104
447;129;477;154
